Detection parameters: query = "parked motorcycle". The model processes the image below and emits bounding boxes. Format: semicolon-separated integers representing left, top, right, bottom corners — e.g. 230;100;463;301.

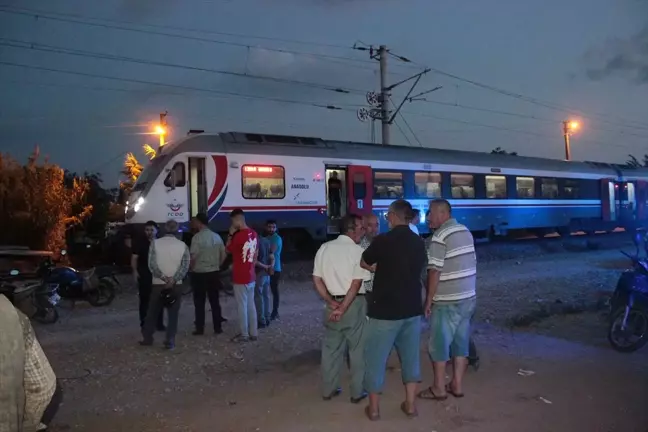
38;250;117;307
0;269;60;324
607;231;648;352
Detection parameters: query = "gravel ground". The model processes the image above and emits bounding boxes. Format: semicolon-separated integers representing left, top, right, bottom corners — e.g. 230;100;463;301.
35;236;648;432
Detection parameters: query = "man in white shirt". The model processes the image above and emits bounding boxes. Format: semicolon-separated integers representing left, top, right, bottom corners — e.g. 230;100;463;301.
409;208;421;235
141;220;190;350
313;214;371;404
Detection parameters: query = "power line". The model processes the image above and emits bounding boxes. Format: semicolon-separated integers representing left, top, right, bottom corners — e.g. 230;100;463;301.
392;119;413;146
0;7;418;73
0;38;364;95
0;4;357;52
0;60;364;111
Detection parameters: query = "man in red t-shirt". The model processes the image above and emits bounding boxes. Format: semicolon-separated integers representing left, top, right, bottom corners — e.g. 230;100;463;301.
226;208;259;342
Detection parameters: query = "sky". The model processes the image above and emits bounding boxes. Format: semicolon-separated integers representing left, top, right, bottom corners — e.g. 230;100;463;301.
0;0;647;185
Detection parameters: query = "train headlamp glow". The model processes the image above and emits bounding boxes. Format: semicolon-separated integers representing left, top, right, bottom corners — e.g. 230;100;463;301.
134;197;145;212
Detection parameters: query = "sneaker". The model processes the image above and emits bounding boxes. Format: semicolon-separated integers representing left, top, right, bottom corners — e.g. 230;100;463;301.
249;336;258;341
258;322;267;329
139;339;153;347
214;327;223;335
230;334;249;343
192;329;204;336
270;314;279;321
163;340;175;350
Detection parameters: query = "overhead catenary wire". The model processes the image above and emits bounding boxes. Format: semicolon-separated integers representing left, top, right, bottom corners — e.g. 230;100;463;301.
0;7;417;74
0;38;364;95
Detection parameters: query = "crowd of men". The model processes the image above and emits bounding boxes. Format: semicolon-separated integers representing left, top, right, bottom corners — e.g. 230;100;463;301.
313;198;477;421
131;211;283;349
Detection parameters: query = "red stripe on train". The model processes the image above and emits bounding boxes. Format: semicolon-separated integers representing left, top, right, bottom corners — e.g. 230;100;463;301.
221;205;323;211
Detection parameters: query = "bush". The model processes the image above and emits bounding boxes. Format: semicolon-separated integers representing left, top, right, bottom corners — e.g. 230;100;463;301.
0;148;91;251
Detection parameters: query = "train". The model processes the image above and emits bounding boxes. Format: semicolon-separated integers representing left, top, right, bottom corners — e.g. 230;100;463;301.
124;130;648;251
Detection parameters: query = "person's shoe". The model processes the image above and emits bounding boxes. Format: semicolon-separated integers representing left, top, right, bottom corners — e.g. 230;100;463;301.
192;329;204;336
249;336;258;341
156;325;167;332
163;340;175;350
230;334;249;343
220;317;228;323
350;391;368;404
139;339;153;347
214;327;223;335
270;313;279;321
258;321;267;329
323;388;342;401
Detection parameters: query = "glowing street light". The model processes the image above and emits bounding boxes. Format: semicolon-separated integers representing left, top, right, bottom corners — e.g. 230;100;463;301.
156;111;168;149
562;120;580;161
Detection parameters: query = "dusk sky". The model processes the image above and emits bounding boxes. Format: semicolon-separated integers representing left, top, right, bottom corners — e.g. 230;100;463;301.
1;0;647;185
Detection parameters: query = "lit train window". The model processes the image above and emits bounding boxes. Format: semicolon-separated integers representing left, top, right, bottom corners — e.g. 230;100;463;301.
541;178;559;199
241;165;285;199
450;174;475;199
414;172;442;198
516;177;535;198
562;179;580;199
485;175;507;199
374;171;404;199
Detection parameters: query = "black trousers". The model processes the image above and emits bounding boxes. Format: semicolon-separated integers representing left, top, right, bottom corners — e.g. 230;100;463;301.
41;380;62;427
270;271;281;317
329;194;341;217
191;271;223;331
138;275;164;328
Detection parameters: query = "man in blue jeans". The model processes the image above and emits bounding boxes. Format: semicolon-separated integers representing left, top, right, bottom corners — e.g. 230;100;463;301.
421;199;477;400
360;199;428;421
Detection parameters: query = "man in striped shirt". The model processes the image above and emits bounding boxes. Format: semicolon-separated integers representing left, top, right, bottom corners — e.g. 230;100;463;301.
419;199;477;401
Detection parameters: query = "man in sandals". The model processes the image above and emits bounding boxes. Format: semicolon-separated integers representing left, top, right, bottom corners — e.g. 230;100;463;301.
313;214;370;404
419;199;477;401
360;199;427;420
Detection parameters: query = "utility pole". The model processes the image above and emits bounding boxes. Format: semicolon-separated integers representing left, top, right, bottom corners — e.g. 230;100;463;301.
377;45;390;145
562;121;571;161
354;44;436;146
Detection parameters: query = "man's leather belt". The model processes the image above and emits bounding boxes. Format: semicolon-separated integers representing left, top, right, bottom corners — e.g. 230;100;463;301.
331;294;365;301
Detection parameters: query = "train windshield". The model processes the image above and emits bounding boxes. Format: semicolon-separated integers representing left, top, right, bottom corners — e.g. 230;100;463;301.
132;154;168;193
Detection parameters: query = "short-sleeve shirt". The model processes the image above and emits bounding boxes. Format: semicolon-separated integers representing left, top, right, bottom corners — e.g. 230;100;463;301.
190;227;226;273
313;235;370;296
227;228;259;285
267;233;283;272
362;225;427;320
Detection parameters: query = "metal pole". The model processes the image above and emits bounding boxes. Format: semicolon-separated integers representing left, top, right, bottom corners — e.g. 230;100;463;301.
563;121;571;161
159;112;167;148
378;45;390;145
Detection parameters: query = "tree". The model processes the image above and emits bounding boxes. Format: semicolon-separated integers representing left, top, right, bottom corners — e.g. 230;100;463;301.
0;148;92;251
625;154;648;167
491;147;518;156
119;152;143;196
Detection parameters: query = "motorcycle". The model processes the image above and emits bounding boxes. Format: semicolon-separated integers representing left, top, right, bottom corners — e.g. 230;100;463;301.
38;250;117;307
0;269;60;324
607;231;648;352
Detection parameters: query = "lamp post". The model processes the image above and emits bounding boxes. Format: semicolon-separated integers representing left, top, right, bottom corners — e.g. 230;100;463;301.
562;120;579;161
156;111;168;150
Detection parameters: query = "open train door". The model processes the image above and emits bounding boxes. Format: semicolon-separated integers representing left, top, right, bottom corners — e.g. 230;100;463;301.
636;180;648;222
600;178;617;222
346;165;373;216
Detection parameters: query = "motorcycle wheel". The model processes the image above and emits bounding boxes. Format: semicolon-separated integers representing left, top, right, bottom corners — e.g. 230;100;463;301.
32;306;59;325
87;279;116;307
607;307;648;353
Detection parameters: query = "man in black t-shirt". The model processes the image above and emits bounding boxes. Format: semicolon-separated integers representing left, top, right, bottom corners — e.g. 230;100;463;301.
131;221;164;330
327;171;343;218
360;199;427;421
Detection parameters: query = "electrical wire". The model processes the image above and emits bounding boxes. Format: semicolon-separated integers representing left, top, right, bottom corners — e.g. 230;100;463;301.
0;38;364;95
392;119;413;147
0;60;364;111
0;7;398;72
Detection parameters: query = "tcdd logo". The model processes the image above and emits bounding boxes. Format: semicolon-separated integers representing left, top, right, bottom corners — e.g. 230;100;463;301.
167;201;184;218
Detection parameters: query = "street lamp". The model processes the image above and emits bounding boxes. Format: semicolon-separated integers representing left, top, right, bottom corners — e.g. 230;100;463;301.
156;111;168;149
562;120;580;161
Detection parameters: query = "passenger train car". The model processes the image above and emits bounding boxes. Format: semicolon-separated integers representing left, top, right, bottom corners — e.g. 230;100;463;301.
125;131;648;250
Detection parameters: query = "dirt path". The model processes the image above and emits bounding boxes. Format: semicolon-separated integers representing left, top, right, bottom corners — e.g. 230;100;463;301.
40;247;648;432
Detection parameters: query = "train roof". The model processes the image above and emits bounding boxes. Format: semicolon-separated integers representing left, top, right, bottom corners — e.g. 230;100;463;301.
157;131;648;178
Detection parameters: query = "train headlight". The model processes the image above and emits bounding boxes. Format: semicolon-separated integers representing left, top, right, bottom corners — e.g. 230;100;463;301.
134;197;145;212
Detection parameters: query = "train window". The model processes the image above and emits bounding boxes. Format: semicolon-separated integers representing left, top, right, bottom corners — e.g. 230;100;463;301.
450;174;475;199
374;171;404;199
541;178;559;198
241;165;285;199
562;179;580;199
485;175;506;199
414;172;442;198
164;162;186;188
353;172;367;200
516;177;535;198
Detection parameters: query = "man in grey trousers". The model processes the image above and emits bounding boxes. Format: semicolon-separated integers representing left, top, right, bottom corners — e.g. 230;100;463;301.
312;214;371;404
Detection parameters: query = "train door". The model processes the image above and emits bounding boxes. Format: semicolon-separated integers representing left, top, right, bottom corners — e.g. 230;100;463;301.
325;166;347;234
600;178;617;222
622;182;637;221
188;157;208;217
346;165;373;216
636;180;648;221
